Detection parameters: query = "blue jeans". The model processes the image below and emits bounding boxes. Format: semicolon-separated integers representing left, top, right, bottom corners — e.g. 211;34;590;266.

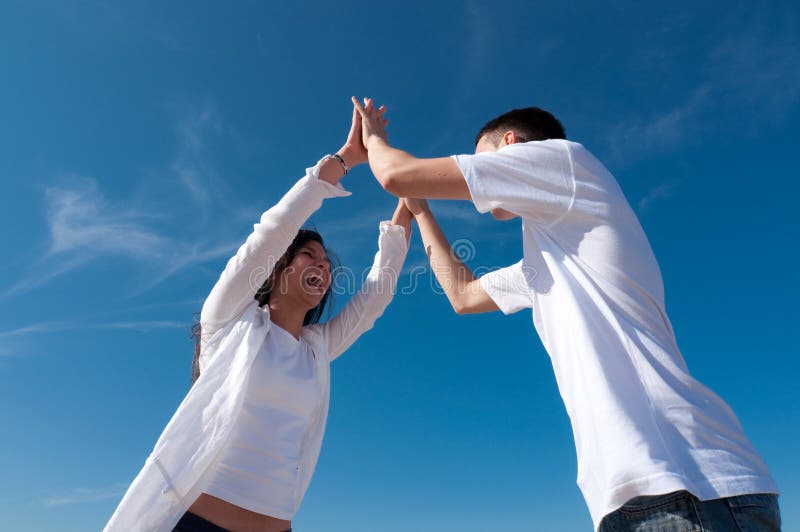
598;490;781;531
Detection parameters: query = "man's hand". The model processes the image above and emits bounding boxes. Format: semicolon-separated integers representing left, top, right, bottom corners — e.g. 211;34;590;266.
403;197;430;217
352;96;389;150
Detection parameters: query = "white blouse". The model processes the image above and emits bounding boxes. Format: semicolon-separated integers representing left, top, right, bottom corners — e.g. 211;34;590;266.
105;158;408;531
203;323;322;520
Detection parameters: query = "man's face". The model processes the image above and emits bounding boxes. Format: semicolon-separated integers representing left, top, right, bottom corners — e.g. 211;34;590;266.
475;133;518;221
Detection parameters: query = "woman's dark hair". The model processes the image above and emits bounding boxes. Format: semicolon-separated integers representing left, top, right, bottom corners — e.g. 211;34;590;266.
475;106;566;146
190;229;336;383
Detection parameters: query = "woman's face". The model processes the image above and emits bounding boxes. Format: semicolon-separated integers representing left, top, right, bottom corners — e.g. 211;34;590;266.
279;240;332;310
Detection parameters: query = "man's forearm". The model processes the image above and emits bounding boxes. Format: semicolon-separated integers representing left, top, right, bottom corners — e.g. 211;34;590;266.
365;138;472;200
414;210;476;313
366;138;416;193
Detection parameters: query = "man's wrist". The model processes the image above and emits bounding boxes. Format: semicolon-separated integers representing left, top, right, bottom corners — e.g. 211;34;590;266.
365;135;388;151
414;208;434;221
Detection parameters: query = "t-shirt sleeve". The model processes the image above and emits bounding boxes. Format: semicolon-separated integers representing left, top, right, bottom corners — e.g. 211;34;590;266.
453;141;574;225
478;260;534;315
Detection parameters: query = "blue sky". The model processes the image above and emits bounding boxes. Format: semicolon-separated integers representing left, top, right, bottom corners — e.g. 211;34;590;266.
1;1;798;530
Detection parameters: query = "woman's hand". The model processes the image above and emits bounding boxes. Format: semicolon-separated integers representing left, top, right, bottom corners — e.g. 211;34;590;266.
391;198;413;245
336;107;367;168
403;197;430;217
337;102;388;168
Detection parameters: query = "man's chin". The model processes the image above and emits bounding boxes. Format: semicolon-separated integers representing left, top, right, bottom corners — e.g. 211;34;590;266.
490;208;518;221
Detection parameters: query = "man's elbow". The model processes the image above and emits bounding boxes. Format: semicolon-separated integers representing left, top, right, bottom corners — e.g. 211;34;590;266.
452;297;472;316
377;169;404;196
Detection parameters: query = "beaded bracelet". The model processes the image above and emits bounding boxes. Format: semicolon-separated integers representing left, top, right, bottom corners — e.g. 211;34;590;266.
330;153;349;175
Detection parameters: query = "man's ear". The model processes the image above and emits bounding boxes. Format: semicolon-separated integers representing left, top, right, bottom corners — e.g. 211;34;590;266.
501;130;523;146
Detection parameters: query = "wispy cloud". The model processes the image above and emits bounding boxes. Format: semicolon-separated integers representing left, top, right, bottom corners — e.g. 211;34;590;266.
46;176;169;258
707;11;800;113
0;320;186;339
171;100;224;207
0;255;89;300
608;86;711;165
41;483;128;507
129;238;242;296
1;101;255;300
607;4;799;165
1;177;170;300
638;181;679;215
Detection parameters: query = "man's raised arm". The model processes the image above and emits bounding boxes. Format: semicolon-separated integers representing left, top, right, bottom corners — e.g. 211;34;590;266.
403;197;499;315
352;97;471;200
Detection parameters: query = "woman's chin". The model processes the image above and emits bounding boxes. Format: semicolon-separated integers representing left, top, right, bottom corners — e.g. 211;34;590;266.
299;292;325;310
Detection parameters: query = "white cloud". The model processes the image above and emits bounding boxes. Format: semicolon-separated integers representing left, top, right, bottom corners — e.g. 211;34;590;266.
0;254;89;300
45;177;169;258
608;86;711;165
1;101;253;300
607;6;800;165
171;100;223;207
0;177;171;301
0;320;186;339
638;182;679;215
41;483;128;507
707;11;800;113
129;238;242;296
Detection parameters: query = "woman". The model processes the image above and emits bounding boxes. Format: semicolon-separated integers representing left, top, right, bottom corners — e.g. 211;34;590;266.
106;106;410;532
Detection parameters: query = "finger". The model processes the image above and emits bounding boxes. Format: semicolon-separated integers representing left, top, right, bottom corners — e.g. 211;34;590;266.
351;96;367;116
349;106;358;128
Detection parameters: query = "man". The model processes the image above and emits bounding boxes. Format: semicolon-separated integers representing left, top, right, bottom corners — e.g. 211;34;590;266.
353;97;781;530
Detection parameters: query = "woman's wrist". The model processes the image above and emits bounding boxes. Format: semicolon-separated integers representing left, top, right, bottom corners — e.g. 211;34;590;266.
336;145;365;168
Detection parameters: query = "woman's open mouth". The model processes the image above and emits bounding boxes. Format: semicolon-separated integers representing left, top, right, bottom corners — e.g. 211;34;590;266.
303;272;326;292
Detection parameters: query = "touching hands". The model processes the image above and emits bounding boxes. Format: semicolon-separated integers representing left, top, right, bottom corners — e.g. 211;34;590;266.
351;96;389;150
337;107;369;168
391;197;413;244
403;197;430;217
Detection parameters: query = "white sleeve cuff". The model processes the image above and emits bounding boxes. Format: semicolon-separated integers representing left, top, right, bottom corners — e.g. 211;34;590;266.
305;156;353;199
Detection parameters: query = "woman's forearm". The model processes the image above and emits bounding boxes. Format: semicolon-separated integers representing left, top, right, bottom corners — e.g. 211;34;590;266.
201;159;350;333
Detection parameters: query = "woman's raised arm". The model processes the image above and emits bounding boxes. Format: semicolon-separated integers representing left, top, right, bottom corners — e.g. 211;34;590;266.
200;108;375;335
317;199;411;360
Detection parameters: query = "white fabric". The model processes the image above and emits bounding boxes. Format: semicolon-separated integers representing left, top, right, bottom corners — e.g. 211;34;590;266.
105;159;408;531
203;325;321;519
455;140;778;530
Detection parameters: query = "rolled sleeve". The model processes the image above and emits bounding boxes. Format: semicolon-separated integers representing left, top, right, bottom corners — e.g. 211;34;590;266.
478;260;534;315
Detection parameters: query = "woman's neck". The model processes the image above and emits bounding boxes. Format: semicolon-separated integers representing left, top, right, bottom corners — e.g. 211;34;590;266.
267;299;306;339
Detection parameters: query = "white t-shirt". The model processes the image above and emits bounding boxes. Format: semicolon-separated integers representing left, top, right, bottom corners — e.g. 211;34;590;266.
204;322;325;519
454;140;778;529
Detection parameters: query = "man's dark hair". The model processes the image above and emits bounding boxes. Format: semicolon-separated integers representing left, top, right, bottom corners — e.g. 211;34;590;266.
475;107;566;146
